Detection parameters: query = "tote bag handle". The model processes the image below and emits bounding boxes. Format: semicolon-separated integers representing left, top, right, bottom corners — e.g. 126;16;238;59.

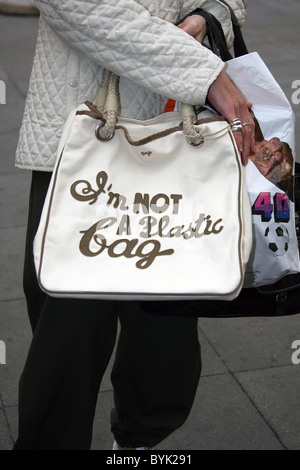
94;69;217;147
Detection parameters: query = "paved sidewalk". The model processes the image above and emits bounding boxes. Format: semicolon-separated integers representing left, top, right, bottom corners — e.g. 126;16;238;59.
0;0;299;451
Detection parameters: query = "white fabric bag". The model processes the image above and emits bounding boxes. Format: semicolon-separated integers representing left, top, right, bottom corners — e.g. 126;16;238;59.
226;52;300;287
33;71;252;300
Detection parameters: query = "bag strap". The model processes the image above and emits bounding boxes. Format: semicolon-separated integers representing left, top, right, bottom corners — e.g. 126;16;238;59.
217;0;248;58
178;8;232;60
178;4;248;61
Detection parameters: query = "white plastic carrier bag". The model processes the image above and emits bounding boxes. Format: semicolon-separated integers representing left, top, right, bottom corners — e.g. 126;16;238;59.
226;52;300;287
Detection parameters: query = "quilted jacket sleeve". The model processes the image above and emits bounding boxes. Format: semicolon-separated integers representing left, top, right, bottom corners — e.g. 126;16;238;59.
33;0;228;105
181;0;249;48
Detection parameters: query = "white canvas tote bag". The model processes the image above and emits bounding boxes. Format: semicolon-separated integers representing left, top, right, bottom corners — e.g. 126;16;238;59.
33;71;252;300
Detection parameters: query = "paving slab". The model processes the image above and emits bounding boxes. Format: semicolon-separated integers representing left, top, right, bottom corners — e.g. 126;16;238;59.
0;227;27;300
0;408;13;450
236;365;300;450
92;371;287;450
0;14;38;97
198;316;300;372
161;374;284;450
3;405;17;446
0;172;31;228
197;327;228;377
0;299;31;408
0;131;22;174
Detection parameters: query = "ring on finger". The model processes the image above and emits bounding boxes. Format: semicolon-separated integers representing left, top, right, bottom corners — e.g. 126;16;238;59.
230;118;243;132
242;122;252;127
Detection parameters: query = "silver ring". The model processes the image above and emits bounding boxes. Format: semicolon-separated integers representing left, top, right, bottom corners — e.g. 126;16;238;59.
242;122;252;127
230;118;243;133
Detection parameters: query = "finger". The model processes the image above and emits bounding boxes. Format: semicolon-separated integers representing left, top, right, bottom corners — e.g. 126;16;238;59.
243;122;253;163
250;129;256;154
241;126;252;165
227;114;244;160
232;121;252;165
233;130;244;157
247;107;256;155
243;119;256;162
228;112;244;154
247;103;255;149
239;107;256;164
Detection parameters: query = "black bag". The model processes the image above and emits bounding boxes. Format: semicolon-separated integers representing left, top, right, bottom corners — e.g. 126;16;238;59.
141;9;300;318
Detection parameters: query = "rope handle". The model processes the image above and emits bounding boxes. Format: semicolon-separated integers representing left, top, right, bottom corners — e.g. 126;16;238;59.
92;69;230;147
77;101;228;147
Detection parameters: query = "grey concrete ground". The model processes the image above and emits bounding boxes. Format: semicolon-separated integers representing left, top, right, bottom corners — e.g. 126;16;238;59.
0;0;299;451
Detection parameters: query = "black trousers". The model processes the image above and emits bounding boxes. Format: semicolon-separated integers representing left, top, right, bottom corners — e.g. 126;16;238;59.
14;172;201;450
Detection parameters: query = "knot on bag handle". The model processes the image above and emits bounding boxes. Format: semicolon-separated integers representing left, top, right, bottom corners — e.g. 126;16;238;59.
181;103;208;148
94;69;204;147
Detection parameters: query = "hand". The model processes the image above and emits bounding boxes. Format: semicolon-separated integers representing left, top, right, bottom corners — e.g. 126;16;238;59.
207;71;256;165
177;15;207;43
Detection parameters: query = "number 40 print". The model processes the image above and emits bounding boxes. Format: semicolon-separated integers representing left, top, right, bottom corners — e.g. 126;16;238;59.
252;192;290;223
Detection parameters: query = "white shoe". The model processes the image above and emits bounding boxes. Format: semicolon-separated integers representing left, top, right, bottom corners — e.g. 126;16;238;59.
113;440;149;450
0;0;39;15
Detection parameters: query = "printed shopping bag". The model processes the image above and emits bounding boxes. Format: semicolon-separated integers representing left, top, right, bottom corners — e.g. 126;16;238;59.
226;52;300;287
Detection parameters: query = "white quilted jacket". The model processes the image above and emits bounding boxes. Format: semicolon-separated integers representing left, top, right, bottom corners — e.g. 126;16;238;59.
16;0;248;171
